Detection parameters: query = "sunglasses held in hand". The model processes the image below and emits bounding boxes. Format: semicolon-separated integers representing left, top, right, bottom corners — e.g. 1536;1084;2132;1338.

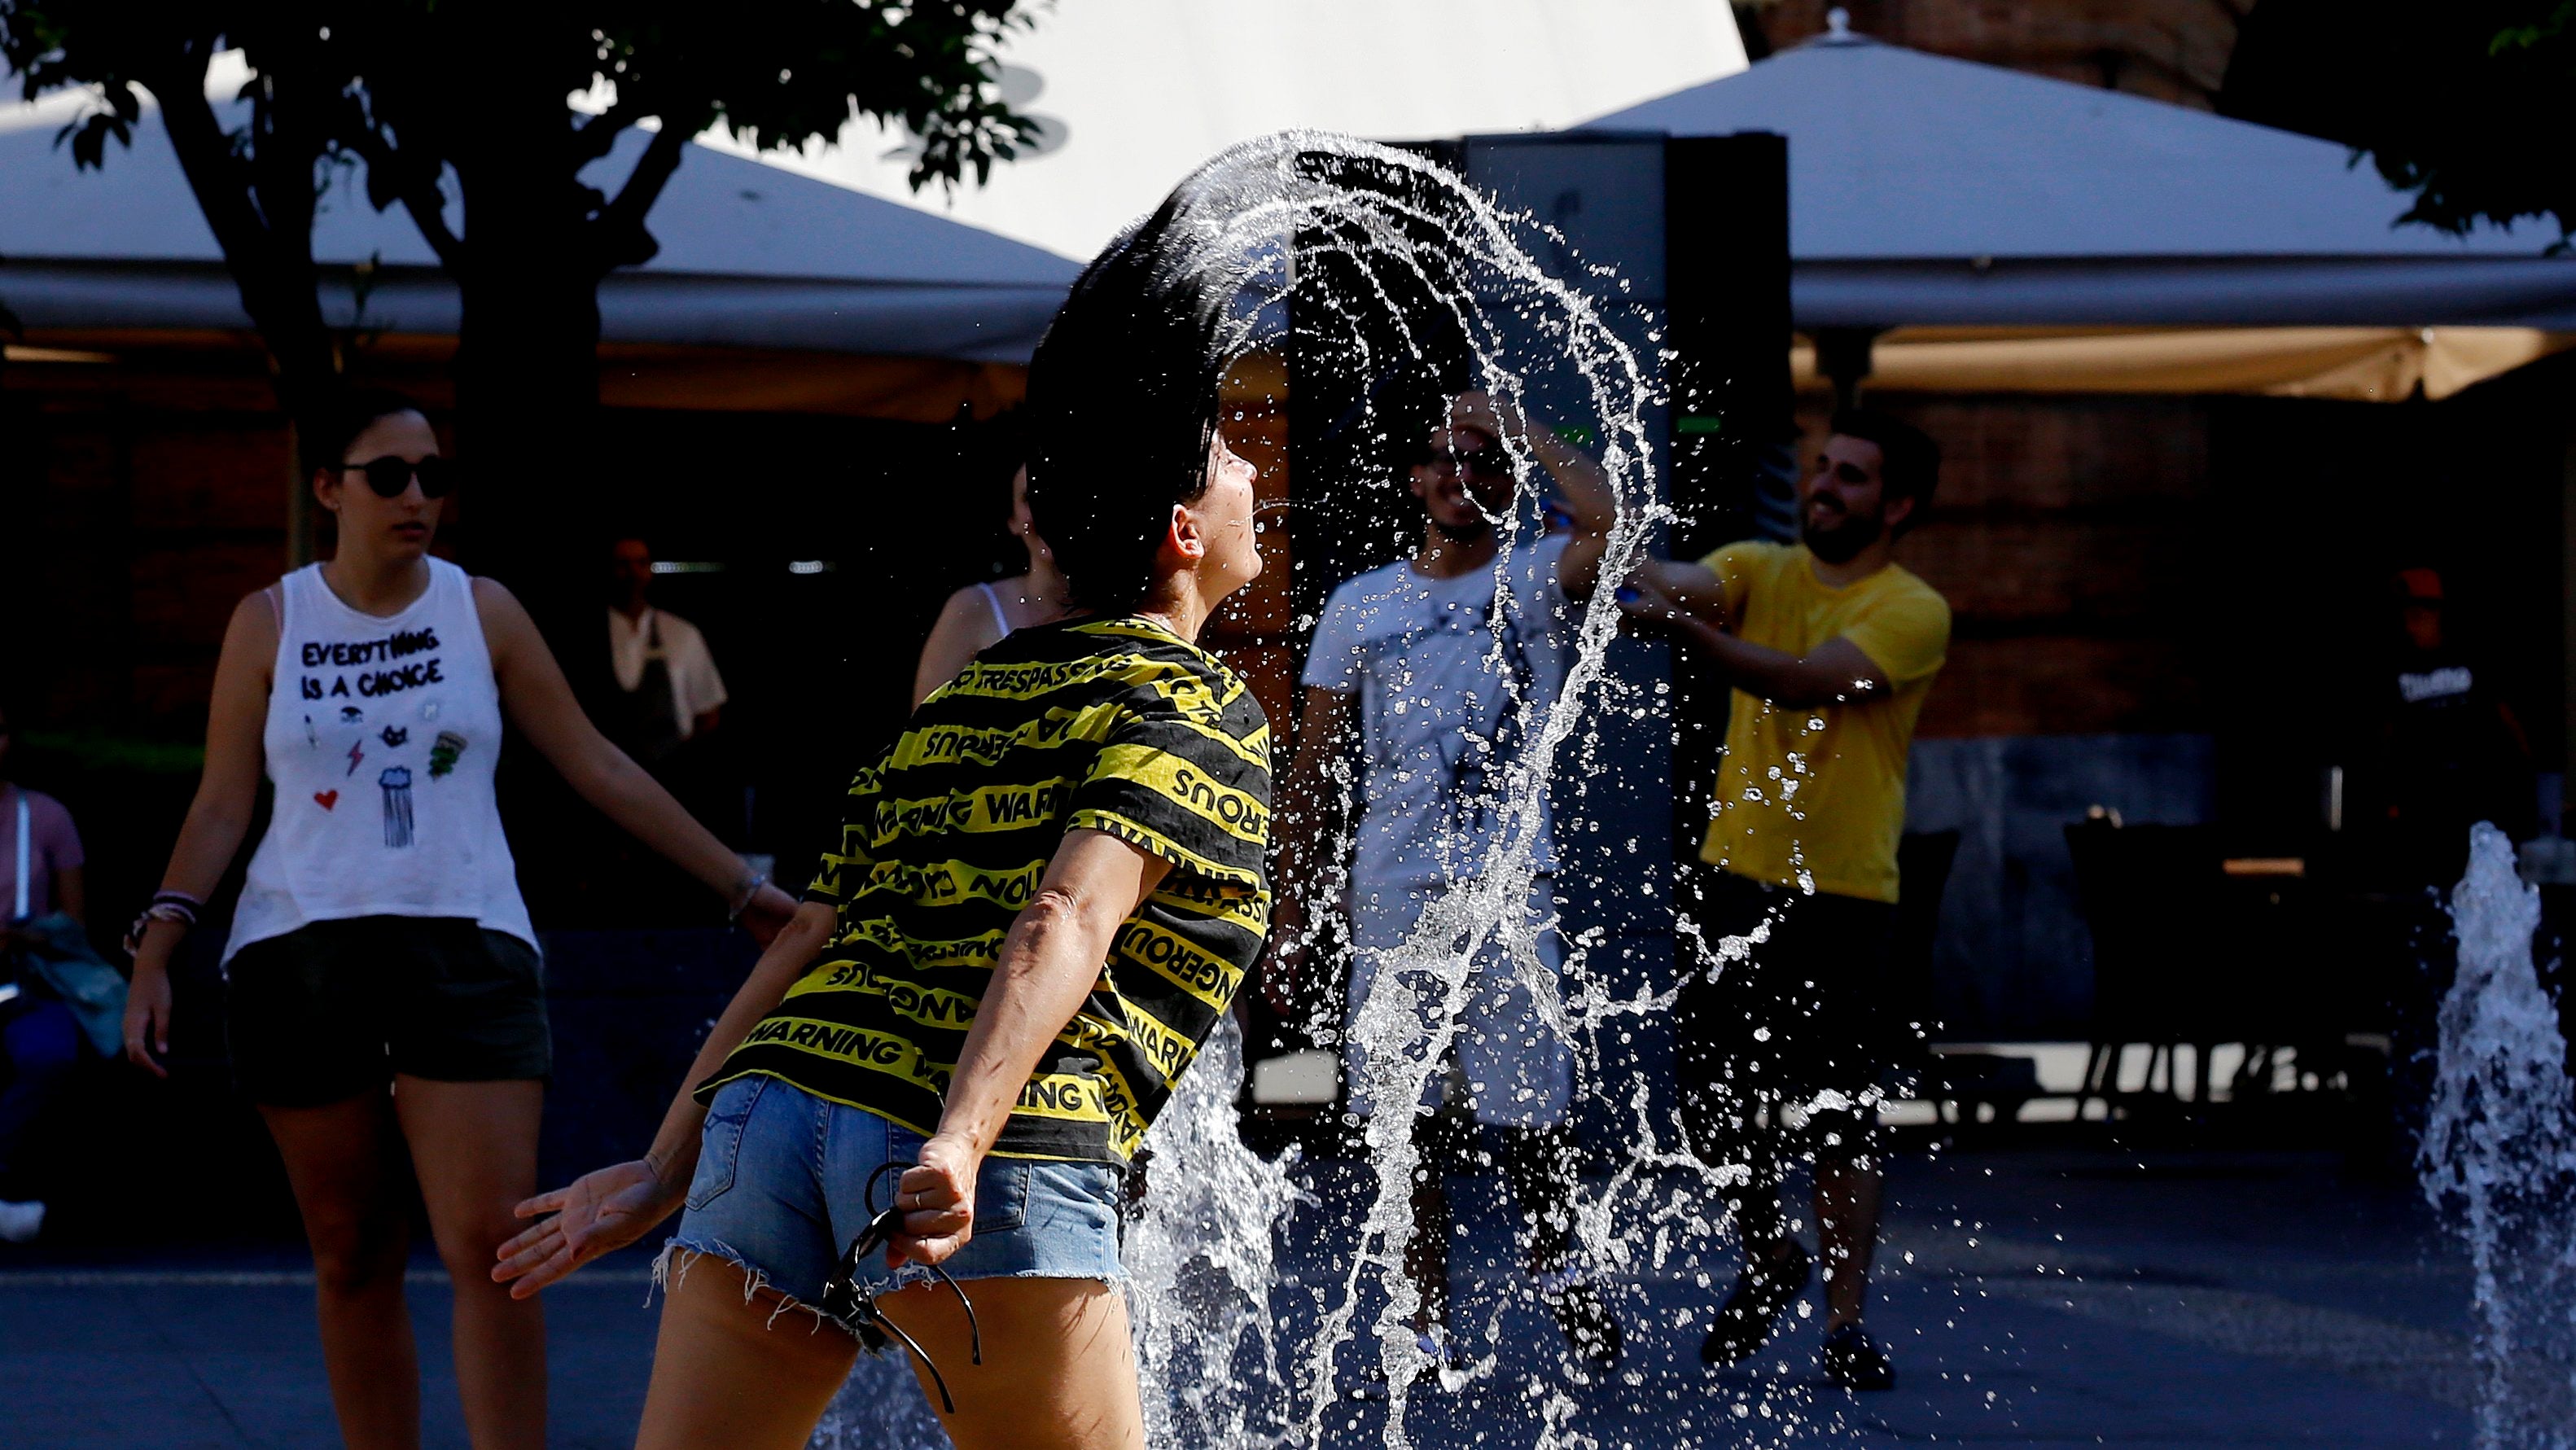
339;454;458;499
820;1160;984;1413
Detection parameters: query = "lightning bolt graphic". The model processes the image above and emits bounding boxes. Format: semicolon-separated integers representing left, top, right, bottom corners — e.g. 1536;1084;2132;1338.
347;740;366;777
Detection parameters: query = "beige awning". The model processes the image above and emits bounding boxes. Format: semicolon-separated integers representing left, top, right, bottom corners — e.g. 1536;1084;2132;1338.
1792;325;2576;402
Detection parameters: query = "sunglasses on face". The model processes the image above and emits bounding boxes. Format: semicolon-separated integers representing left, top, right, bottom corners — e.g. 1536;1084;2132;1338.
340;454;456;500
818;1160;983;1413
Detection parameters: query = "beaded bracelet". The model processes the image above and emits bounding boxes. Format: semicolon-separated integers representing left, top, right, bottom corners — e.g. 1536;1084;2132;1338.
123;890;204;958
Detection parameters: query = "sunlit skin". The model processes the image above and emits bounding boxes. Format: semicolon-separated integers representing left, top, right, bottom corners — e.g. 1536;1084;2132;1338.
1618;432;1912;710
125;408;795;1450
496;428;1266;1450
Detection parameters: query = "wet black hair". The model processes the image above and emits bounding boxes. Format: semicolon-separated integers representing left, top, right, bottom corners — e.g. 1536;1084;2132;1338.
309;386;431;475
1023;166;1244;613
1829;408;1939;534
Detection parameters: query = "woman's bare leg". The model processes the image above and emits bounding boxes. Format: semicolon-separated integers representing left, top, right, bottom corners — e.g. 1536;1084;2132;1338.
882;1277;1146;1450
634;1255;860;1450
261;1091;420;1450
394;1076;546;1450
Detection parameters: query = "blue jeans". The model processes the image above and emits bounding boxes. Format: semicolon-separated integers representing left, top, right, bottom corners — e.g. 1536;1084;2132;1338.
0;998;81;1195
668;1075;1126;1332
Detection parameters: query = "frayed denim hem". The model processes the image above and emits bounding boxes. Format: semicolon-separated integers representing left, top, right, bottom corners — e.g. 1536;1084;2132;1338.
883;1263;1132;1294
652;1236;859;1338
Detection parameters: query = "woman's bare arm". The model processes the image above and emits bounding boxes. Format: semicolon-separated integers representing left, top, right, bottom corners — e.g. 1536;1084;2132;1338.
892;829;1172;1265
473;578;792;935
911;585;1007;708
125;593;277;1074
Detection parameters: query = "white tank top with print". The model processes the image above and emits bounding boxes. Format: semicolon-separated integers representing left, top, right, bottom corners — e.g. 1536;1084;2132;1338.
225;559;533;961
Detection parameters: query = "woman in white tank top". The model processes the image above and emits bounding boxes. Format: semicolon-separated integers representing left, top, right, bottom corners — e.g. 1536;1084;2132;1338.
909;464;1071;707
124;388;796;1449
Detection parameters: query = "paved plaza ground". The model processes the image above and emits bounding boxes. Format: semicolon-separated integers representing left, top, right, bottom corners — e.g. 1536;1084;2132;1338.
0;1146;2475;1448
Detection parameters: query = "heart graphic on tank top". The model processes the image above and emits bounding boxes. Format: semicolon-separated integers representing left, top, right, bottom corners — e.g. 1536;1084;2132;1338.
314;790;340;811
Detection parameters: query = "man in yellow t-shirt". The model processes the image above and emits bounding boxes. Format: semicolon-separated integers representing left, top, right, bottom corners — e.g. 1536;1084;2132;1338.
1620;409;1949;1392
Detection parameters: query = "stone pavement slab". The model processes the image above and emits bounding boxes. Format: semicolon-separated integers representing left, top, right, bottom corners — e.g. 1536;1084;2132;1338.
0;1150;2477;1447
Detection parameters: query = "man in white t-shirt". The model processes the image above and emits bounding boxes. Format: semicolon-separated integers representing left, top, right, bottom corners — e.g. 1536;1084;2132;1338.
1265;391;1622;1378
604;537;729;768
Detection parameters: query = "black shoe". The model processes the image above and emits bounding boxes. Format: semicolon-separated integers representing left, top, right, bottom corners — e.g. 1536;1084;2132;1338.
1537;1273;1624;1371
1699;1240;1813;1366
1822;1322;1895;1391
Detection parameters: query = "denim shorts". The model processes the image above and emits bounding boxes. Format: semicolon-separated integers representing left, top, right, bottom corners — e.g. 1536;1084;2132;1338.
667;1075;1126;1330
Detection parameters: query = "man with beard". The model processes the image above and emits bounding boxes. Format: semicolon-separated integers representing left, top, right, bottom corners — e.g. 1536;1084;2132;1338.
1266;389;1623;1382
1619;409;1947;1391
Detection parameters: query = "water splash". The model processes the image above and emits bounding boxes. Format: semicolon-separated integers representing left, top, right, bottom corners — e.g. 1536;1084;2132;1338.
2420;822;2576;1448
1126;1020;1313;1447
1158;134;1663;1449
817;129;1702;1448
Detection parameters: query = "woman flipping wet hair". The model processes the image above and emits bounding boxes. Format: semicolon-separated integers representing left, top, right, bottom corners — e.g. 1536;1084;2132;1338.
497;159;1277;1450
124;385;798;1450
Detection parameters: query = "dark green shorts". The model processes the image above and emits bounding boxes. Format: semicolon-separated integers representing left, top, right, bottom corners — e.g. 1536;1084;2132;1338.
223;916;550;1106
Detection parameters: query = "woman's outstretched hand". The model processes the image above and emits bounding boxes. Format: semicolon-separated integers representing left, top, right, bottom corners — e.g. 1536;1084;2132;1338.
492;1159;683;1299
886;1133;979;1268
121;964;173;1079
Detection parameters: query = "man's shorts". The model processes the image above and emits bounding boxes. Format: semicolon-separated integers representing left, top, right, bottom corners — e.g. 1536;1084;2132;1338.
1671;869;1899;1165
222;915;550;1106
669;1075;1125;1334
1342;877;1574;1128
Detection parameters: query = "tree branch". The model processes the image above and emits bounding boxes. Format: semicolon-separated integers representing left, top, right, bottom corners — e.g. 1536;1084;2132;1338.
341;121;465;271
571;99;642;166
588;116;694;275
138;42;337;415
147;53;282;286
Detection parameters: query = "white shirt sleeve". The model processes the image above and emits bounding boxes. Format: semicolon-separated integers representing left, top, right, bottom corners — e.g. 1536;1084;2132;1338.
1301;584;1367;694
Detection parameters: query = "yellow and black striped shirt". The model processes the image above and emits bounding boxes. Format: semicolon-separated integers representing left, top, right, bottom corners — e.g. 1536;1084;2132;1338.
699;616;1273;1164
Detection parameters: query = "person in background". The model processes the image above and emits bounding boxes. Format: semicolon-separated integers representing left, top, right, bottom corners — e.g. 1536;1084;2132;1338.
911;465;1071;707
2349;564;2533;1153
1266;390;1623;1382
605;537;729;771
124;388;796;1450
0;699;86;1244
1619;408;1949;1392
2364;565;2532;884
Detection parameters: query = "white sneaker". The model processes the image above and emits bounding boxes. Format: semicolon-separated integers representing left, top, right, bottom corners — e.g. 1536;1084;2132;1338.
0;1199;45;1244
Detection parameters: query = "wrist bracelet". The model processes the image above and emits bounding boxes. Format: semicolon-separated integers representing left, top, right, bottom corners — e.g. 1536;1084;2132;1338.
725;870;771;926
123;891;204;958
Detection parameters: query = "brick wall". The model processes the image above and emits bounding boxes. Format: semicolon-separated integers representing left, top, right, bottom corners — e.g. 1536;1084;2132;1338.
1743;0;2244;108
1792;392;2219;738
